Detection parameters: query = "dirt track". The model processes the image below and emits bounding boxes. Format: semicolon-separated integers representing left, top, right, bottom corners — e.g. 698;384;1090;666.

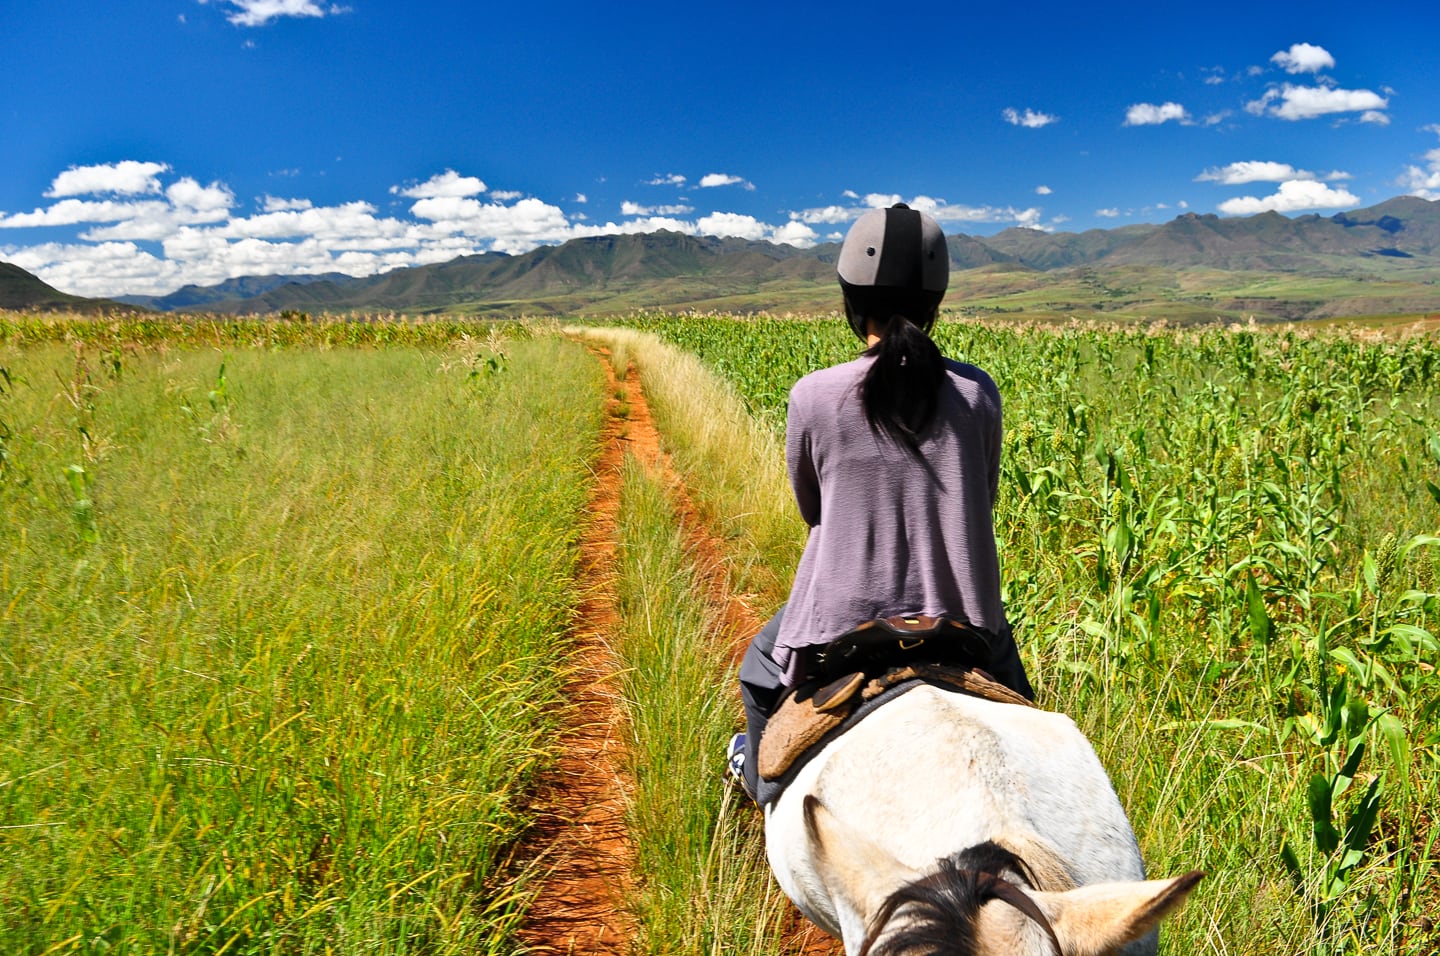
515;349;840;954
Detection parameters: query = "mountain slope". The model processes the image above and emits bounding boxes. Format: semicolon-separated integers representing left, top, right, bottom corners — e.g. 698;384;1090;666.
0;261;135;313
7;195;1440;321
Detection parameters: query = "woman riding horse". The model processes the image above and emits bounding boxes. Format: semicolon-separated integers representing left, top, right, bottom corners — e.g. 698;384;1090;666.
730;202;1032;799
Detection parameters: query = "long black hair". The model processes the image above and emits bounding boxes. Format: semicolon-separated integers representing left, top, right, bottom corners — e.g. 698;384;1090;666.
842;280;946;453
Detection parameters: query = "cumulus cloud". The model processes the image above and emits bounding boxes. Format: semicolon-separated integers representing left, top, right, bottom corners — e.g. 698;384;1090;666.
621;201;693;216
1271;43;1335;75
1400;147;1440;200
1124;102;1189;126
792;205;859;225
1196;161;1318;184
771;221;819;246
1002;107;1058;128
5;160;837;296
1217;180;1360;215
0;199;167;229
391;169;487;199
794;194;1041;228
646;173;686;186
215;0;348;27
1035;185;1053;195
1096;208;1121;217
46;161;170;197
261;195;313;212
1246;84;1388;121
699;173;754;190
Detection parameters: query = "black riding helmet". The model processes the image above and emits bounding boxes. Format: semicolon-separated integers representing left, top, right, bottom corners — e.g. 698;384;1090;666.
836;203;950;340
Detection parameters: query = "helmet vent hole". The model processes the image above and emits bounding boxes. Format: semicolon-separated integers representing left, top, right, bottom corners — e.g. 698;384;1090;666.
866;246;876;256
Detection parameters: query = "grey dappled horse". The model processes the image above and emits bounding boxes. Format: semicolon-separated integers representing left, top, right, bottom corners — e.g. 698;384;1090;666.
763;684;1202;955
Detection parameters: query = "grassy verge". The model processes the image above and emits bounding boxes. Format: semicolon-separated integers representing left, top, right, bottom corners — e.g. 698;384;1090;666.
608;452;792;955
573;326;802;609
0;331;605;953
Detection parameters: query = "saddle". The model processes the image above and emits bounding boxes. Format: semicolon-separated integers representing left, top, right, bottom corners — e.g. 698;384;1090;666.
757;617;1033;790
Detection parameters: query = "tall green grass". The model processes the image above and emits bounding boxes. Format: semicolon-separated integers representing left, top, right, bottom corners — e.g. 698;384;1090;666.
0;332;604;953
613;314;1440;955
608;453;792;955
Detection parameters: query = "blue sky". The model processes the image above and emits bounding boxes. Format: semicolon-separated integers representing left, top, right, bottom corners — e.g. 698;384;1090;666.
3;0;1439;298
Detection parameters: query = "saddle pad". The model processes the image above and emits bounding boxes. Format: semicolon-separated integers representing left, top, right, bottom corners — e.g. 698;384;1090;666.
756;671;865;780
757;665;1033;790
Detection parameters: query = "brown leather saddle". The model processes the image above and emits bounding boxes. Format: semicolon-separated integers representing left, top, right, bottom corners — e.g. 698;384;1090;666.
757;617;1032;787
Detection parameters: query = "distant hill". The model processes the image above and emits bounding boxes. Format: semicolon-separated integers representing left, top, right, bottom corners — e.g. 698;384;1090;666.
6;196;1440;322
114;272;357;311
198;231;842;315
0;261;136;313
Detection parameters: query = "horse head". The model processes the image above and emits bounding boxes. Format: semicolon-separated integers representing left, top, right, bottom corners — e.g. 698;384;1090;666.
804;795;1201;955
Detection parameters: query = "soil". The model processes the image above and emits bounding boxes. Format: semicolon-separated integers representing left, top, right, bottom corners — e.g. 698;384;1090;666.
515;349;841;954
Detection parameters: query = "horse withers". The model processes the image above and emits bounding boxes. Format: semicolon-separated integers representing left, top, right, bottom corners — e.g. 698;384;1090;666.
762;682;1201;955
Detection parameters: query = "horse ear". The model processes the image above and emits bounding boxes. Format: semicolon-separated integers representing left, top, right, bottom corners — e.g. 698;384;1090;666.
1005;871;1203;956
803;795;922;921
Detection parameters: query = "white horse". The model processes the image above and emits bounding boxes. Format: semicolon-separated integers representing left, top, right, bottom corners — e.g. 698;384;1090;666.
763;683;1201;955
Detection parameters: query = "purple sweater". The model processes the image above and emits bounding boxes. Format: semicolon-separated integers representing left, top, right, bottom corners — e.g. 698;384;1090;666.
774;354;1007;684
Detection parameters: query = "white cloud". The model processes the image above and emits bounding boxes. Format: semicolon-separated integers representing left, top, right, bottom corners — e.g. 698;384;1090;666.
1002;107;1058;128
695;211;768;239
645;173;687;186
1360;110;1390;126
216;0;347;27
1400;147;1440;200
0;199;166;228
47;161;170;197
1247;84;1388;121
1096;208;1121;217
574;193;588;203
4;160;836;296
1035;185;1052;195
391;169;487;199
797;194;1041;228
6;241;184;297
1196;161;1318;185
771;221;819;247
1271;43;1335;75
261;195;313;212
793;205;860;225
167;178;235;218
1124;102;1189;126
1217;180;1360;215
698;173;754;190
621;201;694;216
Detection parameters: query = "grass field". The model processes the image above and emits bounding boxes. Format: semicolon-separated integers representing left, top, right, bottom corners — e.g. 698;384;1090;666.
4;310;1439;954
0;323;605;953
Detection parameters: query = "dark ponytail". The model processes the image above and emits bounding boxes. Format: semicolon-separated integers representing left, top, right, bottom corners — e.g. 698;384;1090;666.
842;281;946;452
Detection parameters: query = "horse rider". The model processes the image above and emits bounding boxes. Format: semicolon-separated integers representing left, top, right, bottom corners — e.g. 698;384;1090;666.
729;202;1034;800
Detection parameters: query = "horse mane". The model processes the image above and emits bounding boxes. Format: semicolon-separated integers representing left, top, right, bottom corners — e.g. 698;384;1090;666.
857;842;1055;956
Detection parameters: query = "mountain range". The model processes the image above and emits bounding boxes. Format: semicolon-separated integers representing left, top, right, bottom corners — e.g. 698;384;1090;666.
5;196;1440;322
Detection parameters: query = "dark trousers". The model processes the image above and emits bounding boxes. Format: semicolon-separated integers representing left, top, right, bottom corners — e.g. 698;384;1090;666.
737;603;1034;799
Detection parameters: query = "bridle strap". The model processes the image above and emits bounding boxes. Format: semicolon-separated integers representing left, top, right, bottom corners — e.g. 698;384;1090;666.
976;872;1064;955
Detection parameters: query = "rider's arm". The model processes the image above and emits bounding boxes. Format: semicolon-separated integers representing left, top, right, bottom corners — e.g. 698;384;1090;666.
786;394;821;527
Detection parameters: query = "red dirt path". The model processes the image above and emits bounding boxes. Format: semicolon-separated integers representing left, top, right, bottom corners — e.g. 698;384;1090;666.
515;349;840;955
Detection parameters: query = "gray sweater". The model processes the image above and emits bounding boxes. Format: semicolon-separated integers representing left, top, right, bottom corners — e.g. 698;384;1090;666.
774;354;1007;684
